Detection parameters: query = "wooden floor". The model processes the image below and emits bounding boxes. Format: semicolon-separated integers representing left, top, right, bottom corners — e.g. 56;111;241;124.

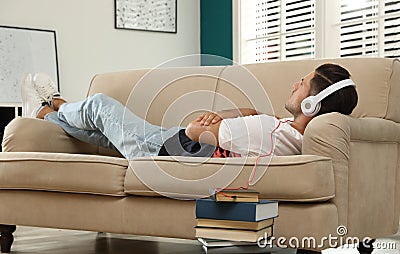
7;226;400;254
11;227;202;254
9;226;299;254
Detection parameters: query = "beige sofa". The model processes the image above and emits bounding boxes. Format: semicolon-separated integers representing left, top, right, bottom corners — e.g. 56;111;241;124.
1;58;400;252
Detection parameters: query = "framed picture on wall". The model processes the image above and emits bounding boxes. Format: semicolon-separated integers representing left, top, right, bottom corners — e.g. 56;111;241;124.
0;26;59;103
115;0;177;33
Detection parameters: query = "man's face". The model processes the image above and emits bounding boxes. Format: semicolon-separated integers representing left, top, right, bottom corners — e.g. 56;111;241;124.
285;71;314;117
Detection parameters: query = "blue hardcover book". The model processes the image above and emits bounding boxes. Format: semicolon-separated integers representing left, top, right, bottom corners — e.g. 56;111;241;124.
196;199;278;222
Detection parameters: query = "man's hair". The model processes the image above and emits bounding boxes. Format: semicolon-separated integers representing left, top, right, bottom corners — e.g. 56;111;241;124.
309;63;358;116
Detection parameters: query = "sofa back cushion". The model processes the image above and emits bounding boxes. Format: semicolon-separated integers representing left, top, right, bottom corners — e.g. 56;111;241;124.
87;66;225;127
88;58;400;124
215;58;400;121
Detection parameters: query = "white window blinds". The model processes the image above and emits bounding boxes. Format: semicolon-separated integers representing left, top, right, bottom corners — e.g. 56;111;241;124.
240;0;316;63
384;0;400;58
340;0;400;58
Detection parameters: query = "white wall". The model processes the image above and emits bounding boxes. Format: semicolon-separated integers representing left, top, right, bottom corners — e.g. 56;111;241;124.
0;0;200;101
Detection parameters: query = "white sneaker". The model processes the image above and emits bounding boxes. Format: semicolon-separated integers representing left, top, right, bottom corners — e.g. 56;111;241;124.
33;73;62;105
21;74;48;118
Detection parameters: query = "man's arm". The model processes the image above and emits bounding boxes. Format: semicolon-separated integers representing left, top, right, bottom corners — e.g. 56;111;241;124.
196;108;259;126
186;108;259;146
185;120;221;146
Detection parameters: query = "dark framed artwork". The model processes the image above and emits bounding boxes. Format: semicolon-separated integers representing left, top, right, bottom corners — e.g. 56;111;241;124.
0;26;59;103
115;0;177;33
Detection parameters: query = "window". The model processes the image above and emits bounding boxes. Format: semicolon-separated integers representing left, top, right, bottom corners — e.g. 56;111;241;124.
340;0;400;58
385;1;400;57
240;0;315;63
340;0;380;57
238;0;400;63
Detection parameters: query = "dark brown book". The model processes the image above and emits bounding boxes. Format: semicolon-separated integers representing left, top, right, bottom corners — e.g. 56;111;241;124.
213;188;260;202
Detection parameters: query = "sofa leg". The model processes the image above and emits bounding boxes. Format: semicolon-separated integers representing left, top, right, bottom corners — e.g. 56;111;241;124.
0;225;16;253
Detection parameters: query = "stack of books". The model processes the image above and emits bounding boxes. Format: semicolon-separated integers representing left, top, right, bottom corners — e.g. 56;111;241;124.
195;189;278;245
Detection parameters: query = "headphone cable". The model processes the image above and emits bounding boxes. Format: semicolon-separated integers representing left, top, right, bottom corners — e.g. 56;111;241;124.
215;118;294;197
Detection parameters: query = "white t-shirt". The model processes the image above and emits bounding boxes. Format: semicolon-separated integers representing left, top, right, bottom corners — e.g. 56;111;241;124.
218;115;302;157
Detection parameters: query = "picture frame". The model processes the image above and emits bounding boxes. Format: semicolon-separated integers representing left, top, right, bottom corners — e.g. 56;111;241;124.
115;0;177;33
0;26;59;103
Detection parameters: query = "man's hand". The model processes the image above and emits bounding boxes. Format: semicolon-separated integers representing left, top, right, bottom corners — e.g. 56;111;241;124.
196;112;223;126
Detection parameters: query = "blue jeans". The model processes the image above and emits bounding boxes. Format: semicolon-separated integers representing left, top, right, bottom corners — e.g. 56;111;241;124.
45;93;181;159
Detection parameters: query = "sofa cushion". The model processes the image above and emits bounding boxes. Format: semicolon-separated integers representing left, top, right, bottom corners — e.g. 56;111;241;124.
88;66;226;127
0;152;128;196
3;118;122;158
89;58;400;124
124;155;334;202
213;58;400;122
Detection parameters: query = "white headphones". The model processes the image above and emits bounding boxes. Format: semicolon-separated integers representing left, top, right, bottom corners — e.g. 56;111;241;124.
301;79;356;117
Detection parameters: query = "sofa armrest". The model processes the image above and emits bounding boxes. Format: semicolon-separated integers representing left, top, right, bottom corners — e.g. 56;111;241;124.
2;117;120;156
302;112;400;235
302;112;400;160
348;116;400;142
303;112;400;155
302;112;351;160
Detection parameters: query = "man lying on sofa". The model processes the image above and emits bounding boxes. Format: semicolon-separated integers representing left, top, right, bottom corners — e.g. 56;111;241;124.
21;63;358;160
